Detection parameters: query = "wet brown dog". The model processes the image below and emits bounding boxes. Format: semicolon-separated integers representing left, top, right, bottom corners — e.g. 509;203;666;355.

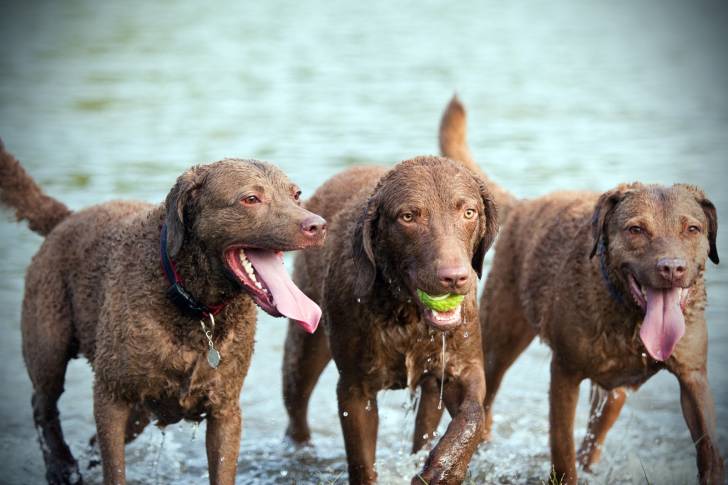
0;142;326;485
439;97;724;484
281;156;498;484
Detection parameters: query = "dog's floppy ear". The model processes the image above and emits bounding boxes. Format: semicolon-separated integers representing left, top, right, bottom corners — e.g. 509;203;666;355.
164;166;205;258
472;178;499;278
352;193;380;297
589;188;626;259
676;184;719;264
701;197;719;264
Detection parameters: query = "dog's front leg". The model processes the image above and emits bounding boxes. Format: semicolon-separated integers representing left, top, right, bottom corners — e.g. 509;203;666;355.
674;367;725;484
205;403;242;485
415;366;485;485
548;357;582;485
337;376;378;485
93;388;131;485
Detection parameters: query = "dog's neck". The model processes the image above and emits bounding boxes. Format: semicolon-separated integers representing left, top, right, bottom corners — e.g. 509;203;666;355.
594;239;645;323
170;236;241;312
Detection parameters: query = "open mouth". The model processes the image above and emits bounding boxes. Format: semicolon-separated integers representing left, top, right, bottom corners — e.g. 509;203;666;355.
627;273;690;362
224;246;321;333
416;290;465;330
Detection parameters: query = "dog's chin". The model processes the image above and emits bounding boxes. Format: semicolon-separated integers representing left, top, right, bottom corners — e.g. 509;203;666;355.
223;246;282;317
422;304;463;331
626;273;691;313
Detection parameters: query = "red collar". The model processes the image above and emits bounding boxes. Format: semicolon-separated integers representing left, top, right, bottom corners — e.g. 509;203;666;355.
160;224;226;319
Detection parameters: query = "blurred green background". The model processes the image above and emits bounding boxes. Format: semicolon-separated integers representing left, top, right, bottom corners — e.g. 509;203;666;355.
1;1;726;483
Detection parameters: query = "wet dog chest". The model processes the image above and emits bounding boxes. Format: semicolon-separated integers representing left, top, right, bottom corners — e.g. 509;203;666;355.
588;350;663;390
368;324;453;390
142;349;228;424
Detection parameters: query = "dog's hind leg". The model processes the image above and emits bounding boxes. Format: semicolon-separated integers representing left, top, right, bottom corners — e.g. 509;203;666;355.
282;321;331;443
22;275;82;484
576;384;627;471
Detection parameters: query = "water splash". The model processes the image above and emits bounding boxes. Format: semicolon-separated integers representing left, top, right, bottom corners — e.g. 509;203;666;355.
151;430;166;485
438;332;446;410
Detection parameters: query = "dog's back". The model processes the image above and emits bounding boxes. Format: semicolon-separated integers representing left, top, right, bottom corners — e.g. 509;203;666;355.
21;200;152;361
291;165;386;303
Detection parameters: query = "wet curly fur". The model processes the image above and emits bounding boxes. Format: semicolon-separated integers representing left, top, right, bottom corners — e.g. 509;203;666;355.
439;96;724;485
282;156;499;484
0;141;324;485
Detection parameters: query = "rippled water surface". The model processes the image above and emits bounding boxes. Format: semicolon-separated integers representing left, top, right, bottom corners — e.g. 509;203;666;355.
1;1;727;484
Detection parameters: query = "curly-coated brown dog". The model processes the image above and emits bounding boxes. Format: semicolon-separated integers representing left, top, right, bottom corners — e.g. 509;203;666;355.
281;156;498;484
0;141;326;485
438;97;724;484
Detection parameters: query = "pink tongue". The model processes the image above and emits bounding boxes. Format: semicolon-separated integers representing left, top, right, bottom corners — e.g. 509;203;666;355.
245;249;321;333
639;287;685;361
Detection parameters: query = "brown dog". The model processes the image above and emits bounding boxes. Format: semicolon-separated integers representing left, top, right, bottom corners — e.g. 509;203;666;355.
0;141;326;485
438;97;724;484
281;157;498;484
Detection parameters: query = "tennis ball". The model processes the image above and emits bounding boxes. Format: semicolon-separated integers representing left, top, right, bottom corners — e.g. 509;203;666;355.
416;289;464;312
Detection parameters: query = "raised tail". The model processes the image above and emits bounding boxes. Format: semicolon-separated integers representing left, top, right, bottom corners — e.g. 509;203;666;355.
0;140;71;236
439;95;516;221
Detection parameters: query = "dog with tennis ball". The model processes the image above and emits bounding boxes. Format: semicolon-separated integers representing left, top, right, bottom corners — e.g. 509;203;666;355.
282;156;498;484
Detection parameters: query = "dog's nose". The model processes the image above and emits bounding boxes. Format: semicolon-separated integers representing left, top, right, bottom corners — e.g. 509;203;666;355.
300;215;327;239
656;258;686;283
438;266;469;290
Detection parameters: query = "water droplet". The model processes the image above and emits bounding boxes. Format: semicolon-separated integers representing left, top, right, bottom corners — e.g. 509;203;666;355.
641;352;647;357
356;298;361;303
365;400;372;411
427;357;432;362
423;368;428;373
432;430;438;437
280;470;288;477
422;433;429;439
342;411;349;417
463;331;469;338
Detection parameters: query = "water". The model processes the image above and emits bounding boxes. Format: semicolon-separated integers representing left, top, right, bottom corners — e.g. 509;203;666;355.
1;1;727;483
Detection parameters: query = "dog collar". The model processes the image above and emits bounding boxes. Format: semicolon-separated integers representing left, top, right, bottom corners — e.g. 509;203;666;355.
597;238;625;306
160;223;226;320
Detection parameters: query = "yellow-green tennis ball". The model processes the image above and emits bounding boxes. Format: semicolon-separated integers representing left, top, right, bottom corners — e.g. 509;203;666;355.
416;289;464;312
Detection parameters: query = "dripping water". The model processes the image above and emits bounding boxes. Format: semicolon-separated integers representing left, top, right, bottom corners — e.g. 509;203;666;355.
438;332;446;410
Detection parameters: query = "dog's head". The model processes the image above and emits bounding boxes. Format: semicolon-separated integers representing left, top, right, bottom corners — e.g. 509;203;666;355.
353;156;498;330
590;182;718;360
164;159;326;331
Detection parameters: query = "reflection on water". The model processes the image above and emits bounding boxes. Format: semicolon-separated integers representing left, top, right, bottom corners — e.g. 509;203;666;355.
1;1;727;483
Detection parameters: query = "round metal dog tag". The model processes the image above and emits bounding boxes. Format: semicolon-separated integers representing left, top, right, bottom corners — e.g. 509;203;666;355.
207;348;221;368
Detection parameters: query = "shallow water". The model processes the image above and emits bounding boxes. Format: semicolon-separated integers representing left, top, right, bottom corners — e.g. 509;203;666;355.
1;1;727;484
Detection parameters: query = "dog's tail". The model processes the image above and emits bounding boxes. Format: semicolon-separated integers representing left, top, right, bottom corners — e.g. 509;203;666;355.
0;140;72;236
439;95;516;221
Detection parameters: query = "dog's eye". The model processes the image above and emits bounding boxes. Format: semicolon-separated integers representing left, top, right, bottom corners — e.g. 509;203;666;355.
400;212;414;223
241;195;261;205
628;225;643;235
464;208;477;219
687;225;701;234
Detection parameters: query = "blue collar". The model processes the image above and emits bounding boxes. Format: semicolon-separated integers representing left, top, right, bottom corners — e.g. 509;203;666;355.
597;238;625;306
